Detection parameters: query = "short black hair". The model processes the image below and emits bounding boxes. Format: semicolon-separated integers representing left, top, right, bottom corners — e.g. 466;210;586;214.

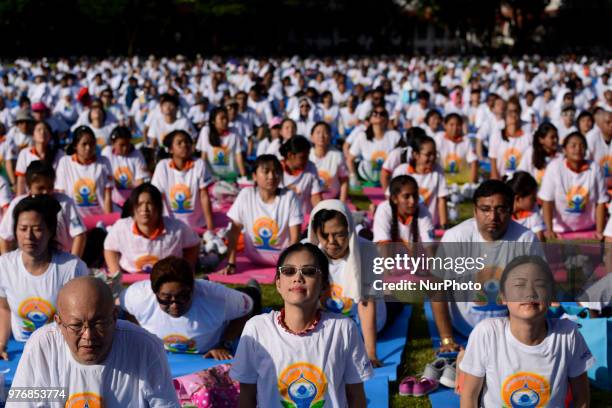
163;129;192;150
279;135;311;158
312;209;348;236
276;243;330;289
151;256;195;294
159;93;179;107
473;180;515;210
25;160;55;186
13;195;62;253
125;183;164;219
506;171;538;198
253;154;282;177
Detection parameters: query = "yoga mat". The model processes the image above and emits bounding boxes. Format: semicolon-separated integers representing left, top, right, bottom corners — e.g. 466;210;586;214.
374;305;412;381
167;352;230;378
207;255;276;285
423;301;468;348
429;386;460;407
362;186;386;206
558;230;597;240
122;272;150;284
0;339;24;387
364;376;390;407
82;212;121;230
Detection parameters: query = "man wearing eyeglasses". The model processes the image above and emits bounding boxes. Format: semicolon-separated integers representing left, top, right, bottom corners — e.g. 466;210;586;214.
9;276;179;407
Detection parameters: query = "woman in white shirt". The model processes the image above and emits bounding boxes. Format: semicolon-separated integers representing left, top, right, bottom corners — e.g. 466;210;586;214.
230;242;373;407
0;195;89;355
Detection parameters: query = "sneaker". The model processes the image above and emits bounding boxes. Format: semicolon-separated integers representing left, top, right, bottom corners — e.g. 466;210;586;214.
398;376;417;396
412;378;439;397
439;361;456;388
422;357;447;381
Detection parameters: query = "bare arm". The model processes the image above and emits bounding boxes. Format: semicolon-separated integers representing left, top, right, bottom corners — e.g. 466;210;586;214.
238;383;257;408
289;224;301;244
339;178;349;202
16;175;26;196
605;237;612;276
431;300;461;352
221;221;242;275
0;297;11;360
199;188;214;230
358;300;381;367
311;192;322;208
438;196;448;227
346;152;357;176
0;238;15;255
595;203;606;240
5;160;15;186
104;250;123;274
70;233;87;258
542;200;558;240
103;188;113;214
345;383;367;408
380;169;391;191
569;372;590;408
236;152;247;177
460;373;484;408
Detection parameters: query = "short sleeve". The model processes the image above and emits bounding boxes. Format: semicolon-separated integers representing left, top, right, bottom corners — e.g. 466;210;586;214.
310;173;323;195
54;157;68;192
104;222;122;252
10;330;53;388
436;171;449;197
74;258;90;277
372;202;392;242
178;220;200;248
382;149;402;173
64;197;86;238
197;160;213;189
287;192;303;227
14;150;27;176
488;132;500;160
595;165;609;204
458;321;488;378
220;285;253;321
227;189;247;225
119;283;143;316
343;319;374;384
349;133;364;158
537;163;556;202
101;159;114;189
465;143;477;164
0;199;16;240
143;339;181;407
134;152;151;181
568;325;596;378
151;162;165;193
229;320;259;384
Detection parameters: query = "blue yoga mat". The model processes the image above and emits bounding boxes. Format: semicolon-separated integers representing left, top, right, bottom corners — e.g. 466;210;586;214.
423;301;468;348
374;305;412;381
428;386;460;408
364;376;389;407
0;339;24;387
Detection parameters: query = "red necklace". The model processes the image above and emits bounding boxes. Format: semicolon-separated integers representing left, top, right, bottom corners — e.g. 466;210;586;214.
277;308;322;336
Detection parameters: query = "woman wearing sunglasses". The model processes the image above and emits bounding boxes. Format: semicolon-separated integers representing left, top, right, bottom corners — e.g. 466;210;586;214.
120;256;259;360
231;243;372;407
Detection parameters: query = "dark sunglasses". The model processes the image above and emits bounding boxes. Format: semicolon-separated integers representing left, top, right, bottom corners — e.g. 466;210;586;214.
156;290;192;306
278;265;320;278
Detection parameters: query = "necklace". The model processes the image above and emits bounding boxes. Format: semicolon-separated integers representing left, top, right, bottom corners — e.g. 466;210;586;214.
277;308;322;336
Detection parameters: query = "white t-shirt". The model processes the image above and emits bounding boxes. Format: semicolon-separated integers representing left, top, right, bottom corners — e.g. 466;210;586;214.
0;193;86;253
0;175;12;213
391;164;449;225
282;161;323;215
460;318;595;408
435;135;477;177
586;129;612;180
517;147;561;185
373;201;435;243
9;320;179;407
489;130;532;178
381;147;412;175
512;209;546;234
196;127;243;178
120;279;252;354
538;159;608;233
148;116;195;146
440;219;541;337
605;216;612;238
15;147;64;176
101;146;150;204
230;311;373;408
0;136;17;167
0;250;89;341
227;187;302;265
256;137;282;159
151;158;212;227
104;216;200;273
349;131;401;173
55;155;114;217
309;149;348;200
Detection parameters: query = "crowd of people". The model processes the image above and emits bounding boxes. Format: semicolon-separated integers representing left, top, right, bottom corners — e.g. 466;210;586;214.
0;54;610;406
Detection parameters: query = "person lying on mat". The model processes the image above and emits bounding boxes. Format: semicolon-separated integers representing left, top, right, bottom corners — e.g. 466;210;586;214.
539;131;608;241
0;160;87;257
432;180;541;352
0;195;89;357
230;243;373;407
120;256;258;360
222;155;302;273
11;276;179;406
54;125;114;218
308;199;386;367
460;256;593;408
104;183;200;274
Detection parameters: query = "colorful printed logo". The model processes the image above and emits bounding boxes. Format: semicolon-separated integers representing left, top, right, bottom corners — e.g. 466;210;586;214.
73;178;98;207
278;362;328;408
419;187;432;205
18;297;55;338
370;151;387;171
321;284;353;316
252;217;280;250
473;266;506;311
535;169;545;185
170;184;193;213
599;155;612;178
318;170;332;190
444;153;461;174
565;185;588;213
134;254;159;273
212;146;230;166
501;372;551;408
163;334;198;353
113;166;133;189
65;392;103;408
503;148;522;171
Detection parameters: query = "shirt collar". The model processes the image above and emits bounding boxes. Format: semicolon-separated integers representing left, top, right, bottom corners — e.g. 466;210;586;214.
169;159;195;171
132;219;166;240
564;159;589;174
71;154;96;165
282;160;304;176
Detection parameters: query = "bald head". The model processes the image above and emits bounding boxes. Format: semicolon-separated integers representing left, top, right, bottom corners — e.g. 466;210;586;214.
57;276;114;317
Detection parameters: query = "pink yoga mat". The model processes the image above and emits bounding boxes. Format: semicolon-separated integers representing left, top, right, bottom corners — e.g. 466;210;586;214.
83;213;121;230
122;272;150;284
558;230;597;240
207;255;276;284
362;186;386;205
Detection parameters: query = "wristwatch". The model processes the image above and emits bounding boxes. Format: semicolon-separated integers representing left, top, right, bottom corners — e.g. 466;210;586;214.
441;336;455;346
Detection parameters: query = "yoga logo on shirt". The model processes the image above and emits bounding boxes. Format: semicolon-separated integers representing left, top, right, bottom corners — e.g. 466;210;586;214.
170;184;193;213
535;169;545;185
599;155;612;177
444;153;461;173
501;372;550;408
65;392;103;408
419;186;432;205
473;266;507;312
321;284;353;316
113;166;133;189
162;334;197;353
252;217;280;250
212;146;230;166
317;170;332;190
73;178;98;207
278;362;328;408
18;297;55;338
370;151;387;171
503;148;522;171
134;254;159;273
565;185;589;213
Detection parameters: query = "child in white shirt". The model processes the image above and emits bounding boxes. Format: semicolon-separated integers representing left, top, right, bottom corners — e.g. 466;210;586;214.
280;135;323;215
507;171;546;241
436;113;478;184
309;122;348;201
489;108;532;180
517;122;561;185
460;255;594;408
